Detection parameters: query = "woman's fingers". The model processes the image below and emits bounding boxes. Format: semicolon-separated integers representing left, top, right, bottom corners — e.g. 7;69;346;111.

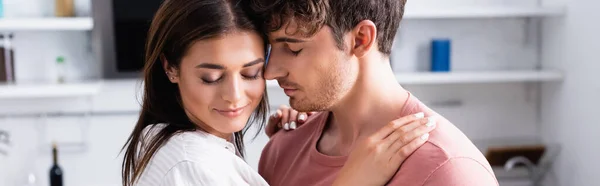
387;117;436;153
265;105;311;136
297;112;308;124
288;109;299;129
398;116;434;135
371;112;425;140
389;133;430;165
380;117;435;150
265;109;283;137
275;109;284;127
398;117;436;143
279;105;290;130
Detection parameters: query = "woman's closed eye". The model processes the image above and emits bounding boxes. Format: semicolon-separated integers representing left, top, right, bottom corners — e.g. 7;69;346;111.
200;73;223;84
242;70;262;80
201;70;261;84
201;76;222;84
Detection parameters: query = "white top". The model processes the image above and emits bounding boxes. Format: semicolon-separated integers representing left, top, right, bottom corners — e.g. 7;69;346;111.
135;124;269;186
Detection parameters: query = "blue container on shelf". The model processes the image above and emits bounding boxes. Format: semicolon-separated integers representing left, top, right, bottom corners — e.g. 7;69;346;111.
431;39;451;72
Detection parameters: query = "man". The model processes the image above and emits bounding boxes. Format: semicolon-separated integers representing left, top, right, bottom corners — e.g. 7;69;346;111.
251;0;499;185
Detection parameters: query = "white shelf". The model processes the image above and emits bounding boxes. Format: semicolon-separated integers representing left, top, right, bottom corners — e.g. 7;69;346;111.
267;70;563;88
404;6;566;19
396;70;564;84
0;82;102;99
0;17;93;31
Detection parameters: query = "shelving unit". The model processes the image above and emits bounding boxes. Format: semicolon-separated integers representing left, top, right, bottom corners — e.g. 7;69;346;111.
0;82;102;99
0;17;96;100
404;6;566;19
266;70;564;88
0;17;93;31
395;70;563;84
397;5;568;185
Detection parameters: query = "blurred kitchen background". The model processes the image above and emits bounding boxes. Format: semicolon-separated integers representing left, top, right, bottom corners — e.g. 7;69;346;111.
0;0;597;185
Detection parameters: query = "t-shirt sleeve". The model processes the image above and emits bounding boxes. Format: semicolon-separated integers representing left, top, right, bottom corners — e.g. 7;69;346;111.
160;161;219;186
422;158;499;186
258;139;277;183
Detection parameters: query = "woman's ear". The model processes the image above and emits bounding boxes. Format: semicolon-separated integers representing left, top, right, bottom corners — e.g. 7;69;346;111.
161;54;179;83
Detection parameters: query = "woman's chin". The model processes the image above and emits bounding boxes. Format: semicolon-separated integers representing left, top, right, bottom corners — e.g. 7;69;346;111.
214;120;248;134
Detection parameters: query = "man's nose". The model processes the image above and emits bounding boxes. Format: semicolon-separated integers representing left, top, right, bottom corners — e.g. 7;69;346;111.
264;51;286;80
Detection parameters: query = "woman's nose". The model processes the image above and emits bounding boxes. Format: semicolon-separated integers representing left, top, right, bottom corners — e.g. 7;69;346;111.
221;77;242;103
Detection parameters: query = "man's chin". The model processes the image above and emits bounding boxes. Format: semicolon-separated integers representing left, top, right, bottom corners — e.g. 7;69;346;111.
290;98;324;112
289;99;307;112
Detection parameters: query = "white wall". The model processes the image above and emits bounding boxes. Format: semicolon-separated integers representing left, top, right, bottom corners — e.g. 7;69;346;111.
541;0;600;185
0;0;573;185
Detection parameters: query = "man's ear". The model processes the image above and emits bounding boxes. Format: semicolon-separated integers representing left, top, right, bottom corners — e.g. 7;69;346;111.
161;54;179;83
350;20;377;58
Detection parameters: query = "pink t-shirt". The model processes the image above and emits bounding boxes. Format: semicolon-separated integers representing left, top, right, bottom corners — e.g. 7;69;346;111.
258;93;499;186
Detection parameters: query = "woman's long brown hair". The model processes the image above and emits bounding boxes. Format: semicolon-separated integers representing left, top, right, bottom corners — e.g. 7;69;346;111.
120;0;268;185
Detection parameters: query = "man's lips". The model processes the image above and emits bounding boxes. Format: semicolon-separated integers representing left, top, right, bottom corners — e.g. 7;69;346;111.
278;82;299;96
283;88;297;96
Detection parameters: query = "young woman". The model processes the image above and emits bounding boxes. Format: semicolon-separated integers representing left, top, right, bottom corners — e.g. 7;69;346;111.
121;0;436;185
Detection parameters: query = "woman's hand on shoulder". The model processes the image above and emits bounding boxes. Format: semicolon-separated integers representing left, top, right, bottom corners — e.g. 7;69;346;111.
332;112;437;186
265;105;316;138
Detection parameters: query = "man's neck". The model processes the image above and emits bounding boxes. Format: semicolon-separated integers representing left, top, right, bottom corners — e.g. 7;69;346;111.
320;56;409;156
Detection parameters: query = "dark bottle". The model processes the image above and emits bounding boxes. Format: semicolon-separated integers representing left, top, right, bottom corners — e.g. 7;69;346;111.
49;143;63;186
0;34;16;83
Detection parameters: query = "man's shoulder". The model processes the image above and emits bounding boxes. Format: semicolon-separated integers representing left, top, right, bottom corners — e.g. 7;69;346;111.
393;141;453;179
389;142;496;185
388;118;496;185
412;117;491;166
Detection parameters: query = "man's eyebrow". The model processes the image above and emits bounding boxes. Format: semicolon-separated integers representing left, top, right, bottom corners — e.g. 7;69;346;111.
273;37;307;43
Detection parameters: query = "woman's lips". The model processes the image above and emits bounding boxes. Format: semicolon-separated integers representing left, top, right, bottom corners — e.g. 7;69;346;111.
215;105;248;118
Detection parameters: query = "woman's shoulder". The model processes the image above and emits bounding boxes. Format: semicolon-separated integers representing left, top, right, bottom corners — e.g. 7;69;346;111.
138;124;267;186
138;124;230;176
145;124;234;161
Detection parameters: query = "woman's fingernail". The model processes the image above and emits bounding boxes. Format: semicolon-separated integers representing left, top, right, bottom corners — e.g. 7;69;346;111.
426;117;436;127
414;112;425;119
272;112;280;118
298;114;306;121
290;121;297;129
421;133;430;140
283;123;290;130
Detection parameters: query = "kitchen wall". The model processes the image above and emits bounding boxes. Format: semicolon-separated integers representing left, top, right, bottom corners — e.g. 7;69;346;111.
541;0;600;185
0;0;584;185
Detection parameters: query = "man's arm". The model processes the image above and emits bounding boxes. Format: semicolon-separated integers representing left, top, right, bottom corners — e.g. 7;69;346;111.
422;157;499;186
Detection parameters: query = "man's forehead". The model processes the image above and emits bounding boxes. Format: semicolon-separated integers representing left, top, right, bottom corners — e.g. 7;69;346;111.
267;20;304;38
268;18;327;39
